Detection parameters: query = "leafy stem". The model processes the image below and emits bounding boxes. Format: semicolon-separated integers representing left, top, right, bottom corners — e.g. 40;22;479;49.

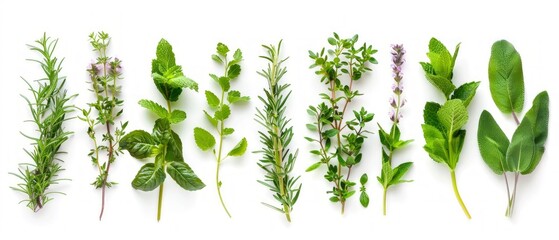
195;43;249;218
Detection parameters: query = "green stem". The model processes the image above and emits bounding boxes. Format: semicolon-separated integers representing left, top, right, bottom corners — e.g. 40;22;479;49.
383;187;388;216
157;182;164;222
450;170;471;219
216;88;232;218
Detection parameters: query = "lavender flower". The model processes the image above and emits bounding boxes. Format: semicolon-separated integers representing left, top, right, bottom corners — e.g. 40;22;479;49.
389;44;405;123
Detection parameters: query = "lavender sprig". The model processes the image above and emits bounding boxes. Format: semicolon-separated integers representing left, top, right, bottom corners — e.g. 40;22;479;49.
377;44;413;215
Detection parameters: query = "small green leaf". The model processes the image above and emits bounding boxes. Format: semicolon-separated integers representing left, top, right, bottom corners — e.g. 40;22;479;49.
168;110;186;124
327;37;336;45
423;102;445;134
120;130;158;159
211;54;223;64
215;104;231;121
131;163;166;191
477;110;510;175
323;129;339;138
359;191;369;208
228;138;247;157
194;127;216;151
506;118;535;172
306;162;322;172
204;110;218;127
422;124;448;164
452;81;480;107
205;90;220;109
329;196;339;202
425;73;456;99
167;161;206;191
437;99;468;134
360;173;368;185
218;77;230;91
217;42;229;56
223;128;234;135
155;38;176;71
233;49;242;61
167;76;198;91
488;40;524;114
228;64;241;79
227;90;250;104
306;124;318;131
138;99;168;119
390;162;413;185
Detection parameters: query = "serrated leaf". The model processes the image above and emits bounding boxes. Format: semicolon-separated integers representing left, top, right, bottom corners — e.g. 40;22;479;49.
120;130;159;159
228;64;241;79
168;110;186;124
166;130;184;162
423;102;445;134
215;104;231;121
194;127;216;151
155;38;176;70
425;73;456;98
233;49;242;61
488;40;524;114
228;138;247;157
452;81;480;107
306;162;321;172
205;90;220;109
506;118;535;172
437;99;468;134
428;38;453;78
521;91;549;174
138;99;168;119
168;76;198;91
217;42;229;56
131;163;166;191
389;162;413;186
204;110;218;127
477;110;509;175
218;77;230;91
167;161;205;191
422;124;448;164
211;54;223;64
227;90;249;104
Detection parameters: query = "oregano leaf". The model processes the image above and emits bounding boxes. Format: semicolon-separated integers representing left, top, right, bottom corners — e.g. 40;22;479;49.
194;127;216;151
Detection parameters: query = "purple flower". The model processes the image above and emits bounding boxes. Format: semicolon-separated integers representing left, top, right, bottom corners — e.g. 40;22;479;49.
389;44;406;123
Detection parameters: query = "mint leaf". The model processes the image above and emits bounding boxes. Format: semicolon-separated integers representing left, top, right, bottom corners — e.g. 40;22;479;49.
131;162;166;191
215;104;231;121
139;99;168;119
168;76;198;91
437;99;468;134
194;127;216;151
205;90;220;109
422;124;448;164
217;42;229;56
227;90;250;104
166;130;184;162
218;77;230;91
168;110;186;124
167;161;206;191
228;64;241;79
120;130;159;159
227;138;247;157
204;110;218;127
155;38;176;71
452;81;480;108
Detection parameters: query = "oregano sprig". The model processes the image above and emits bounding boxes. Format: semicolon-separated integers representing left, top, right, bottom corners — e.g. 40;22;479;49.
194;43;249;218
11;33;76;212
377;44;413;215
419;37;480;219
78;32;128;220
254;40;301;222
477;40;549;217
306;33;377;214
119;39;205;221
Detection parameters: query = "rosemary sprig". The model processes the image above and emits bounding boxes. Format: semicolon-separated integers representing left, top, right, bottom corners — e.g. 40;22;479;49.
255;40;301;222
11;33;76;212
78;31;128;220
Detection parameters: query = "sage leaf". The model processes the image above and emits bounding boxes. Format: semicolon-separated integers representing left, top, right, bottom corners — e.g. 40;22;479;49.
488;40;525;113
521;91;549;174
477;110;510;174
506;118;535;172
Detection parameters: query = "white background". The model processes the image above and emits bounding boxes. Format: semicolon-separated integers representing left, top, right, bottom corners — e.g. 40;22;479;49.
0;0;557;239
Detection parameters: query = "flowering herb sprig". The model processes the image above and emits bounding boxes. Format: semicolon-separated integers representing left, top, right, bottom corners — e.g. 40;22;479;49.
12;33;76;212
376;44;413;216
78;32;128;220
306;33;377;214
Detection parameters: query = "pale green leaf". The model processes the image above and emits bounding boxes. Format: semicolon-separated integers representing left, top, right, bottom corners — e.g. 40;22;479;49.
194;127;216;151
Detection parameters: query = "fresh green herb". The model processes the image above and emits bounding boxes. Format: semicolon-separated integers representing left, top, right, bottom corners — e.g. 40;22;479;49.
306;33;377;214
119;39;205;221
78;32;128;220
478;40;549;217
11;33;76;212
420;37;479;219
377;44;413;215
254;40;301;222
194;43;249;218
